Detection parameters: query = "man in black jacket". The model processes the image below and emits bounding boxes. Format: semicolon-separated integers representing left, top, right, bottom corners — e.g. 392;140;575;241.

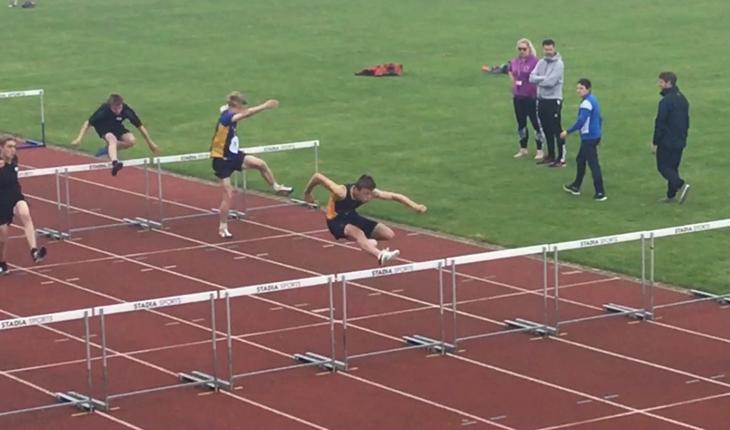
652;71;690;203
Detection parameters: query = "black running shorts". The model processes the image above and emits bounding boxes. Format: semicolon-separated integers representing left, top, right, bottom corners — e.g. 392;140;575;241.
212;156;246;179
327;212;378;240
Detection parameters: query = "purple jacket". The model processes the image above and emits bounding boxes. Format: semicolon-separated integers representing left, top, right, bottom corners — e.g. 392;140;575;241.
509;55;538;98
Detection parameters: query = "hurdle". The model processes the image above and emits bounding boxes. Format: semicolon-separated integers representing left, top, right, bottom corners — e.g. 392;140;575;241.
94;291;220;409
337;259;452;368
545;219;730;330
17;157;151;239
14;140;318;239
149;140;320;227
647;219;730;314
0;308;97;417
0;88;46;147
546;230;649;331
444;245;554;345
223;274;341;386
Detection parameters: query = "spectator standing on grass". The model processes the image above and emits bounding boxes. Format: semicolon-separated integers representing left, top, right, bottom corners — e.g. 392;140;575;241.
652;71;690;204
561;79;607;201
530;39;566;167
507;38;545;159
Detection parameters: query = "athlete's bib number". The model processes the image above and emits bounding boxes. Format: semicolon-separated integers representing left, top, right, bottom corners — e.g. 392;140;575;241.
229;136;240;154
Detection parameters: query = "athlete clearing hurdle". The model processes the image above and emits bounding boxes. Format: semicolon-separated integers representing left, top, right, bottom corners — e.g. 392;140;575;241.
71;94;160;176
0;135;47;275
212;92;293;239
303;173;427;265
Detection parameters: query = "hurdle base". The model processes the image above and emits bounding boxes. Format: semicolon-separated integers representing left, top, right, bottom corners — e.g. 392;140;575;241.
505;318;557;336
603;303;653;320
178;370;231;391
690;289;729;305
403;334;455;354
36;228;69;241
289;198;319;209
210;208;246;220
56;391;107;412
19;138;45;149
123;217;162;230
293;352;345;372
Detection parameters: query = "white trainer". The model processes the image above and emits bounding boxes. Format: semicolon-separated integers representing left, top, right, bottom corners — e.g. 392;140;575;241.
377;248;400;266
218;225;233;239
273;184;294;196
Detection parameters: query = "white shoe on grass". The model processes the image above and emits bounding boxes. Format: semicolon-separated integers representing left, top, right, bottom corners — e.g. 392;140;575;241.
513;149;528;158
678;183;690;204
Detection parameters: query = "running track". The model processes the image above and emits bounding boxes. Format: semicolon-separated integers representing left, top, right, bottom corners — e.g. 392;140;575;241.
1;147;728;430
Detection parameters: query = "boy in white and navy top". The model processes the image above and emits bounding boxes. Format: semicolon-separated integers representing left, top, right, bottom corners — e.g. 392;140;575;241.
560;79;606;201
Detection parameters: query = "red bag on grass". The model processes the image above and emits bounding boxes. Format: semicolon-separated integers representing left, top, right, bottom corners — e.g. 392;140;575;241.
355;63;403;77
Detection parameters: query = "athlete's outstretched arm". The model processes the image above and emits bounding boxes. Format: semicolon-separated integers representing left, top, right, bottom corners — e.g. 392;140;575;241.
232;99;279;122
137;125;160;154
373;189;427;213
303;173;346;204
71;121;90;146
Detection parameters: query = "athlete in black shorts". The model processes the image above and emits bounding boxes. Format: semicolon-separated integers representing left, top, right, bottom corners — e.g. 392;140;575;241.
0;136;47;275
71;94;160;176
303;173;427;265
211;92;293;239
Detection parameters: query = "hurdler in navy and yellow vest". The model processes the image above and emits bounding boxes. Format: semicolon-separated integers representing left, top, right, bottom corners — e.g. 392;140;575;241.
210;110;241;159
326;184;363;220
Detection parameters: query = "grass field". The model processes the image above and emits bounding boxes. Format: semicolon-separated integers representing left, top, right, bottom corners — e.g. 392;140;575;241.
2;0;728;292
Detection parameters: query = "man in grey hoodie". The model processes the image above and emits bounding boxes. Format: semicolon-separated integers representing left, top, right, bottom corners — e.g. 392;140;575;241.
530;39;566;167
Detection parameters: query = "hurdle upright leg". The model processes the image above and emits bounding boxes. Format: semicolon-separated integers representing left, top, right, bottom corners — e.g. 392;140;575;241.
143;158;151;229
225;293;234;389
328;279;337;370
552;247;561;334
450;261;458;350
437;263;446;355
341;279;349;370
239;169;248;217
209;294;219;392
100;309;110;410
156;160;165;228
649;233;656;317
83;311;94;410
542;247;549;330
62;168;71;239
314;142;320;173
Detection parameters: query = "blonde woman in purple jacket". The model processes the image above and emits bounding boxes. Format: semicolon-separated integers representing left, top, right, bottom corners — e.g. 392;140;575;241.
509;38;545;159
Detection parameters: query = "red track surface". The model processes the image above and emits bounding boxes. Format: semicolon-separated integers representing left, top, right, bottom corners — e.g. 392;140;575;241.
1;147;728;430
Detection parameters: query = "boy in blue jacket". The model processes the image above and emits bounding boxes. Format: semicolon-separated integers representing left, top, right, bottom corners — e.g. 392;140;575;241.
561;79;606;201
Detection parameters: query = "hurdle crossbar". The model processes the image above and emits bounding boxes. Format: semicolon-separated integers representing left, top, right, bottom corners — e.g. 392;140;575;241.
18;157;149;179
17;158;152;239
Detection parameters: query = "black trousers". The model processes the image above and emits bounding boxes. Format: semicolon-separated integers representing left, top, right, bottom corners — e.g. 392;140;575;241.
513;96;542;149
537;98;565;161
571;138;605;195
656;146;685;198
